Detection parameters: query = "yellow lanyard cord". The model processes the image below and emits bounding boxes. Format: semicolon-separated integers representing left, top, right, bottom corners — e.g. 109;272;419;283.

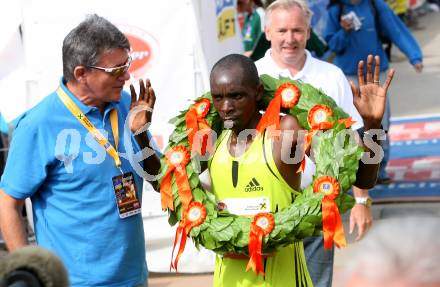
56;87;122;171
110;109;119;151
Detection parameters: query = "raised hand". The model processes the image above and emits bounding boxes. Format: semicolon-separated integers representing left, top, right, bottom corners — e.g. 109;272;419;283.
413;62;423;73
350;55;395;130
129;79;156;135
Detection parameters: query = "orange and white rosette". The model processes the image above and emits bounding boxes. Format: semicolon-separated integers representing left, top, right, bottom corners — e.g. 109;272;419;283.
185;98;212;156
160;146;192;211
246;213;275;275
278;82;301;108
256;83;301;135
194;99;211;118
307;104;333;130
171;201;207;271
298;104;355;172
313;176;346;249
297;105;334;173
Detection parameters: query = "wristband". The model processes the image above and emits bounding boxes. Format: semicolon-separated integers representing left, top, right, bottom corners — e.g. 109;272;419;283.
355;196;373;208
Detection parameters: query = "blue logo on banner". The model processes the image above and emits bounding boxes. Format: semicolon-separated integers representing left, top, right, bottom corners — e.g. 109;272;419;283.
216;0;234;15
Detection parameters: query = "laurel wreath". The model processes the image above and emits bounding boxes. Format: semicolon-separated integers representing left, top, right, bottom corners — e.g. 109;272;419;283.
158;74;363;262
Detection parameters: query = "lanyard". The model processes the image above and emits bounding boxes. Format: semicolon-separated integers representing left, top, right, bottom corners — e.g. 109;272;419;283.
56;87;123;173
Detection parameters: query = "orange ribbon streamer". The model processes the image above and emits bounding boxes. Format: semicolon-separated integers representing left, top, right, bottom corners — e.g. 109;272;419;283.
298;121;333;173
303;117;354;153
185;99;212;156
195;122;213;156
313;176;346;249
170;202;207;271
298;103;354;173
256;92;281;135
160;146;192;211
160;168;174;211
339;117;356;129
256;83;300;135
246;213;275;275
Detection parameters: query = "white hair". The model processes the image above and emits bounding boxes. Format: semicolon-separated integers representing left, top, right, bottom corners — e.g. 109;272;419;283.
264;0;313;28
344;217;440;286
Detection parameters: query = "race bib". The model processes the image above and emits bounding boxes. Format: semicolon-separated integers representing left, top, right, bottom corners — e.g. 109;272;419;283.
217;197;270;216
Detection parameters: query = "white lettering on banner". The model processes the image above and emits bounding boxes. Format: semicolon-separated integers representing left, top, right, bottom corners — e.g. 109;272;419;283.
389;121;440;141
117;24;159;81
375;181;440;190
389;169;440;181
131;51;150;61
391;139;439;147
387;157;440;181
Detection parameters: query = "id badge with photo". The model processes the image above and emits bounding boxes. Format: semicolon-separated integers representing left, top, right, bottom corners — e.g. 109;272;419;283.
112;172;141;218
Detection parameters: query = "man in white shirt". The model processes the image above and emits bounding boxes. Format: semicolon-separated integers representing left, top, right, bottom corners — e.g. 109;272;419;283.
255;0;394;286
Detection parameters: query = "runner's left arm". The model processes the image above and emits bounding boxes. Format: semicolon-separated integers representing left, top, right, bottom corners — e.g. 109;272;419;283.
129;79;161;190
349;55;395;189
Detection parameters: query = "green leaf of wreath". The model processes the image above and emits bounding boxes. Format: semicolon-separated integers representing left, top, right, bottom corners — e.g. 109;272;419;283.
159;74;364;256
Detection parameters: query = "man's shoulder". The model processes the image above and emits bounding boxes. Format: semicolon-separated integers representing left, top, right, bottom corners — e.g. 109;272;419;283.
307;55;344;78
255;51;345;80
255;53;282;78
255;54;269;71
16;92;60;129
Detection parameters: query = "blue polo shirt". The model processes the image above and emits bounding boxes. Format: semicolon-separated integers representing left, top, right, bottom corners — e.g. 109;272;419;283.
0;80;148;286
0;113;8;133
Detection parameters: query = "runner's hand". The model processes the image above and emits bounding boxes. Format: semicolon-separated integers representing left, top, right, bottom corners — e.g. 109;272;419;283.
413;62;423;73
129;79;156;134
350;55;395;130
349;204;372;241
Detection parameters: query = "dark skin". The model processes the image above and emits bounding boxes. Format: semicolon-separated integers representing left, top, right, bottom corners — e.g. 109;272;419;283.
351;55;395;189
210;66;303;190
209;55;395;192
129;79;161;189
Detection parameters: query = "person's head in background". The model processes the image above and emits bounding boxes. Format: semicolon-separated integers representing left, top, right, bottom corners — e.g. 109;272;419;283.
237;0;253;13
345;217;440;287
264;0;312;70
237;0;265;13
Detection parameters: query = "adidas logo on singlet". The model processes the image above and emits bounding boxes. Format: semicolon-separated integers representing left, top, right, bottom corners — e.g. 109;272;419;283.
245;178;264;192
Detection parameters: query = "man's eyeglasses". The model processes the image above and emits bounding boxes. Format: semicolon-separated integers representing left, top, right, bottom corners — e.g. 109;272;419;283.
87;56;132;77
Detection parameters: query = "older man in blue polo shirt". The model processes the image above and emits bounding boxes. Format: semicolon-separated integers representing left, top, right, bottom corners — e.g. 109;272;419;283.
0;15;160;287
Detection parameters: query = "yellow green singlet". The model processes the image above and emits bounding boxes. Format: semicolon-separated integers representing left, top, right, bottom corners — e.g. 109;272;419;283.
209;130;313;287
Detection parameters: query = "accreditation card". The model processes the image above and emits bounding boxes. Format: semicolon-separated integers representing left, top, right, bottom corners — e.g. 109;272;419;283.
112;172;141;218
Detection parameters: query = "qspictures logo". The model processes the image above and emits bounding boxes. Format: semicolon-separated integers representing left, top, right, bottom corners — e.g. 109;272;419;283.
117;24;159;80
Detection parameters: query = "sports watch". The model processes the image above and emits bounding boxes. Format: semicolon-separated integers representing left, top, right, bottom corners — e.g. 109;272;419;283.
355;196;373;208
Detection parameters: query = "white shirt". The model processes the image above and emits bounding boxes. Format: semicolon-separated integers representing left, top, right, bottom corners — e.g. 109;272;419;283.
255;49;363;188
